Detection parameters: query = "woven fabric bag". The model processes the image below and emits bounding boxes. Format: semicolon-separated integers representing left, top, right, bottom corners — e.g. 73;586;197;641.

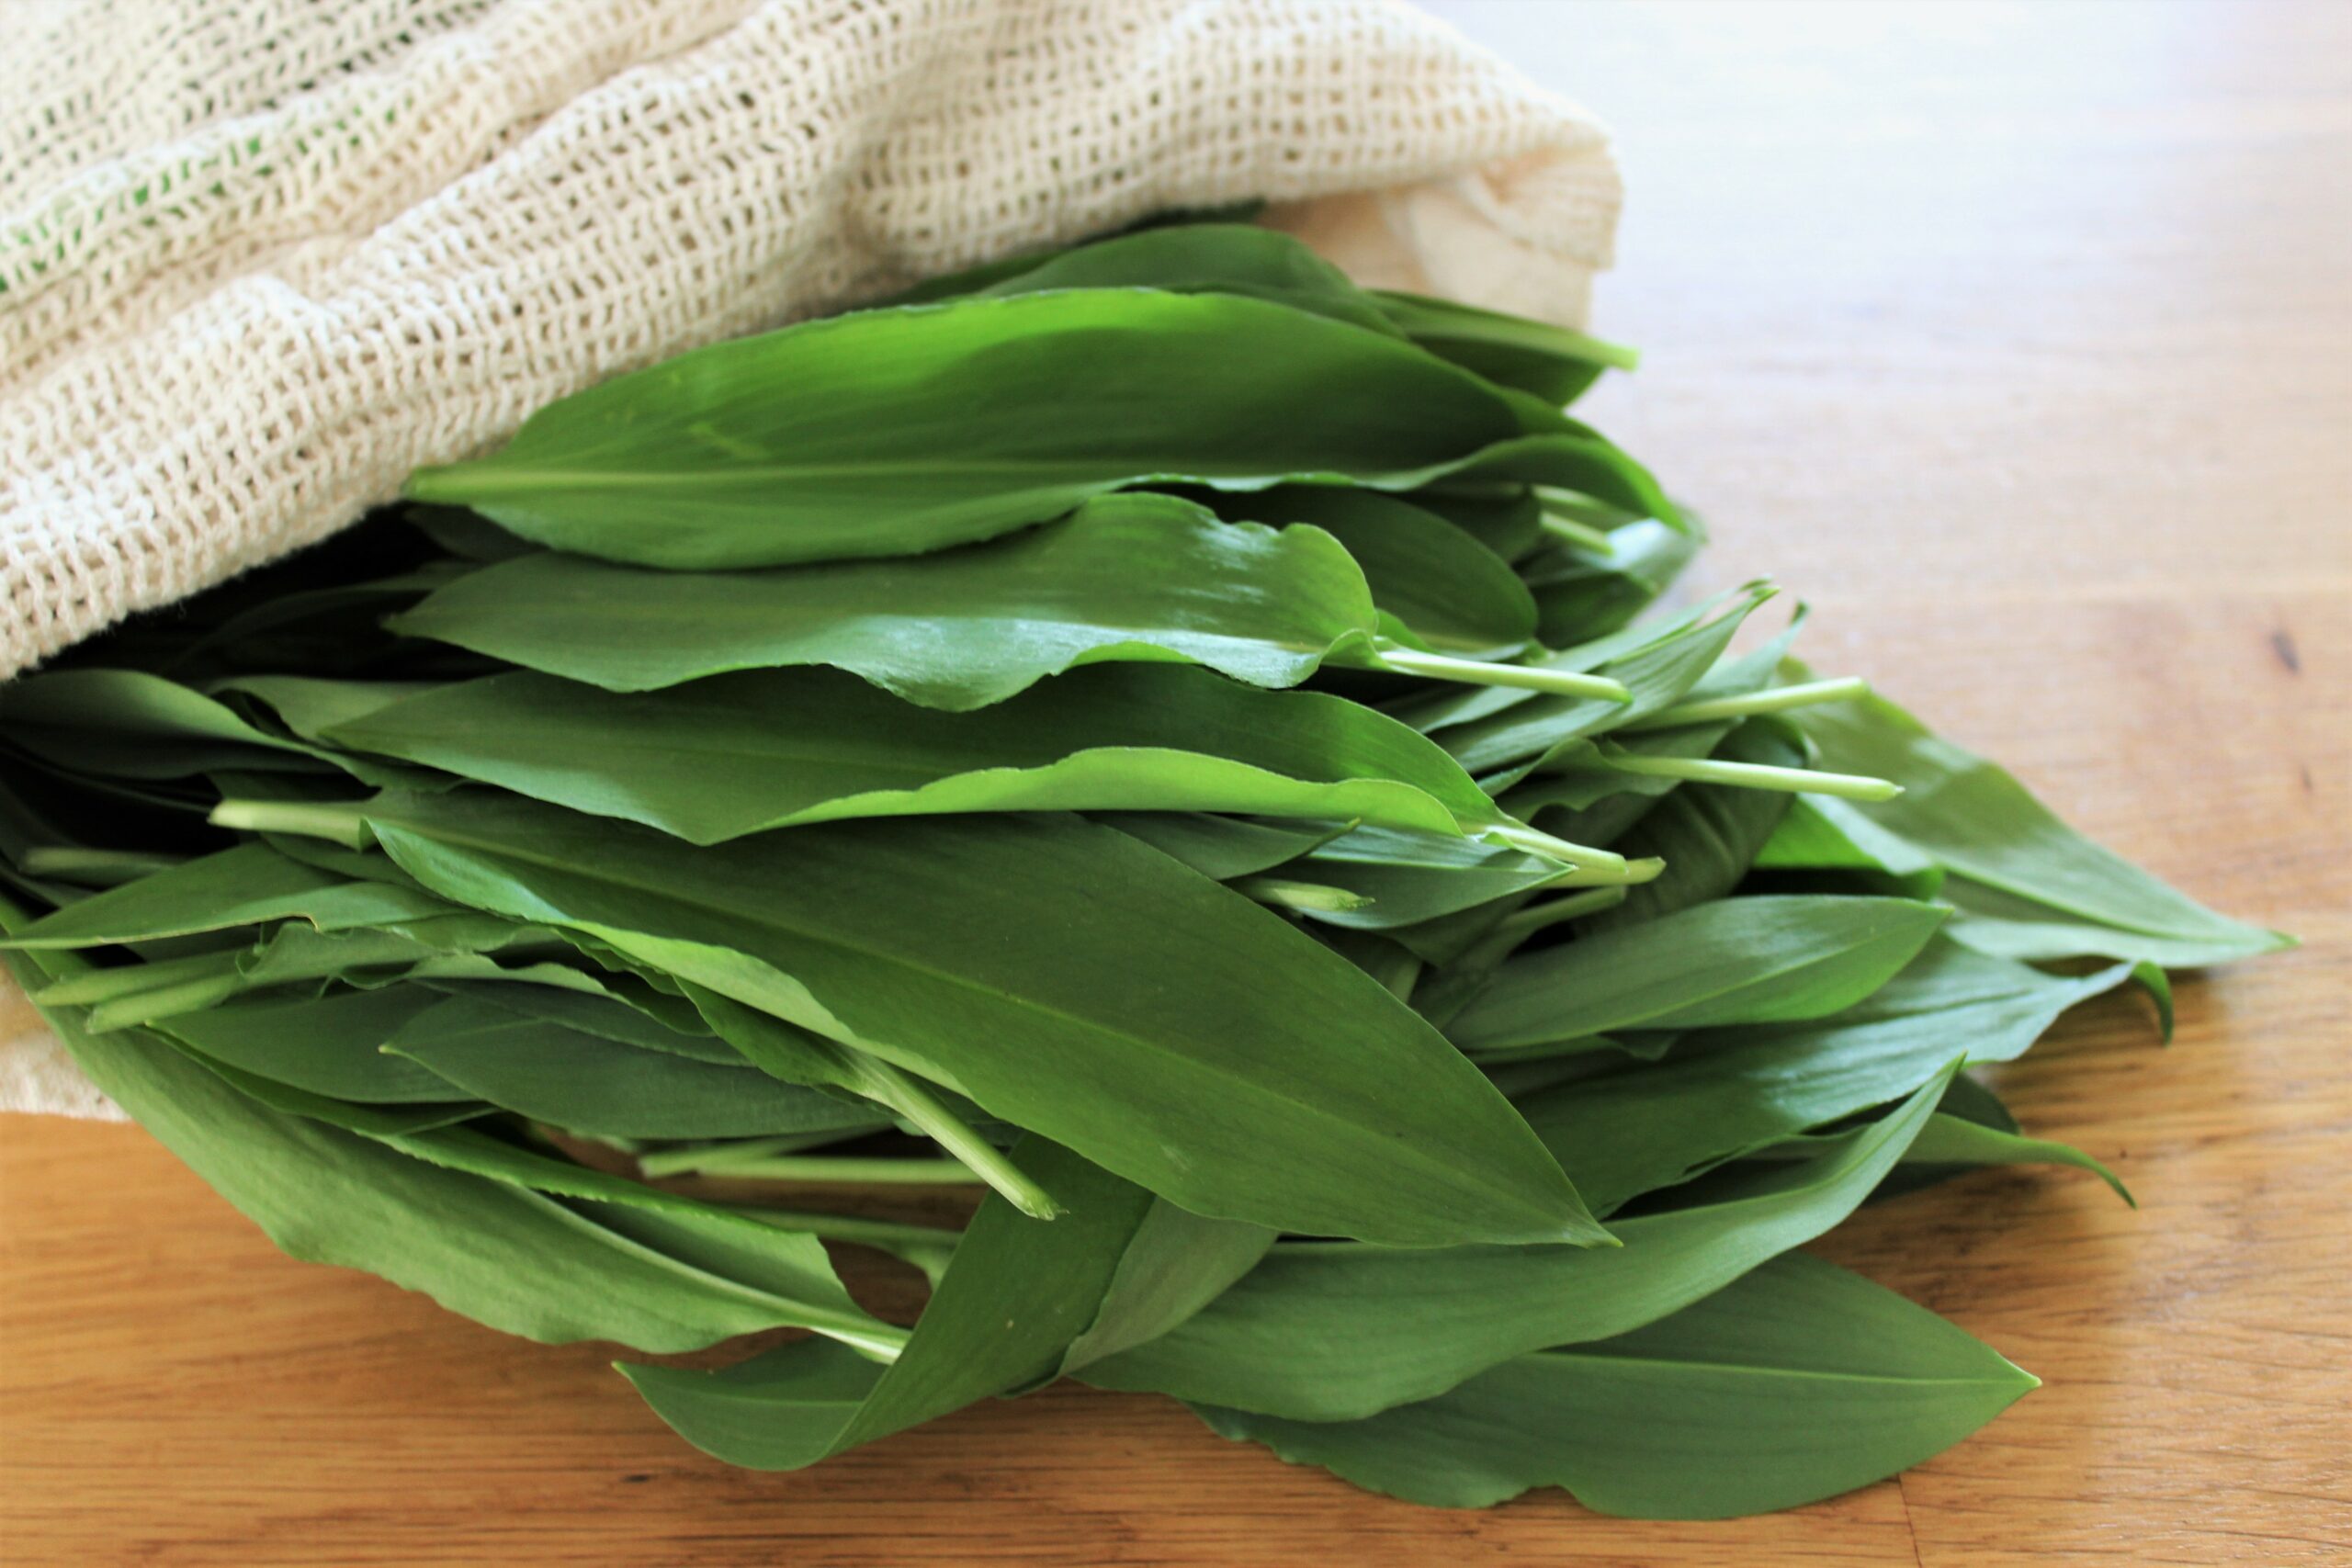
0;0;1619;1116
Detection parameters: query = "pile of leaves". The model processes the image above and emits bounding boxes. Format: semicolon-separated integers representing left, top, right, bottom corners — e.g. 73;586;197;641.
0;223;2288;1518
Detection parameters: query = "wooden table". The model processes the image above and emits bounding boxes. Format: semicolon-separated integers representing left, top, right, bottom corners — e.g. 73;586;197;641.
5;3;2346;1562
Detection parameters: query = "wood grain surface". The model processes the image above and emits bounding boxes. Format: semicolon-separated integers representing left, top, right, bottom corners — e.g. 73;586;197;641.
4;2;2347;1562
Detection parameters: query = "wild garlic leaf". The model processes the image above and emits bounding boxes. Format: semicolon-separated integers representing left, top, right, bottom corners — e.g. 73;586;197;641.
416;976;739;1061
346;789;1604;1247
1092;813;1347;882
0;842;454;949
963;222;1405;338
157;985;458;1102
313;662;1520;847
1421;587;1772;780
1748;1108;2132;1206
1522;518;1705;644
1083;1072;1949;1421
405;290;1521;569
393;496;1388;709
0;669;325;779
1177;485;1538;654
621;1138;1171;1468
1370;289;1638;405
1285;827;1572;931
1411;487;1548;562
1408;427;1677;530
382;995;888;1140
1933;874;2274;968
1515;937;2148;1214
1794;682;2290;965
1448;896;1949;1054
3;939;891;1356
1054;1201;1276;1379
1754;794;1945;890
1579;718;1806;933
1189;1251;2036;1518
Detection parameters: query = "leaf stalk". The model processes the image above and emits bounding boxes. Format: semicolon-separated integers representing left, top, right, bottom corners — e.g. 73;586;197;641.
1373;645;1631;704
1623;676;1871;731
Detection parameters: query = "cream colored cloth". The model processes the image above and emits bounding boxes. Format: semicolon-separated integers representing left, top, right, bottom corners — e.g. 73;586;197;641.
0;0;1619;1117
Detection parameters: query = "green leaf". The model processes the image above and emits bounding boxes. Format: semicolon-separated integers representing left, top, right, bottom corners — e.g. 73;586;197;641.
392;496;1390;709
1191;1252;2036;1517
1286;827;1570;932
1095;813;1344;882
1755;794;1944;890
0;842;454;948
1410;586;1770;779
0;669;323;778
406;290;1520;569
421;977;741;1062
1580;718;1805;933
1182;485;1538;653
315;662;1519;847
1795;685;2289;965
158;985;461;1101
1516;937;2145;1213
1521;519;1703;644
2;940;893;1356
1083;1072;1949;1420
1414;427;1677;529
382;995;888;1139
348;789;1602;1247
1447;896;1949;1053
1371;289;1637;404
1412;487;1546;562
1935;874;2267;970
1056;1201;1276;1378
621;1138;1173;1468
966;223;1406;339
1750;1109;2132;1207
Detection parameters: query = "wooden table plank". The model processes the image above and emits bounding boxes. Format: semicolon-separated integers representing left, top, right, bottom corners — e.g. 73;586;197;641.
6;1;2348;1562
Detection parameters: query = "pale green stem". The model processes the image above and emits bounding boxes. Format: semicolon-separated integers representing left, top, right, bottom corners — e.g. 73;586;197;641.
1373;644;1631;704
663;1155;987;1185
209;798;372;849
1623;677;1872;732
1481;825;1631;876
723;1207;965;1250
637;1129;862;1178
1538;513;1614;554
85;972;247;1032
820;1319;914;1360
18;847;187;885
1234;876;1374;914
833;1052;1062;1220
1541;856;1663;889
1593;750;1904;802
33;951;232;1008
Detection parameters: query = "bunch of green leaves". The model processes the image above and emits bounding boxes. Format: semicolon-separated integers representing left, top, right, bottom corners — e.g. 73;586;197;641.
0;220;2288;1519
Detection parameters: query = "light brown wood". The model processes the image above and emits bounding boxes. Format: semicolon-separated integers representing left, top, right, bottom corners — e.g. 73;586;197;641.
5;2;2348;1562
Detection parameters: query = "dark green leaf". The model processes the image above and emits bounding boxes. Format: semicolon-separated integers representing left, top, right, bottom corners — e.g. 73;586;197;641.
0;842;453;949
392;497;1392;710
1448;896;1948;1053
1193;1252;2035;1517
622;1138;1167;1467
1084;1072;1948;1419
406;290;1520;569
318;662;1517;846
349;789;1602;1247
1796;684;2289;965
1517;938;2145;1213
382;995;888;1139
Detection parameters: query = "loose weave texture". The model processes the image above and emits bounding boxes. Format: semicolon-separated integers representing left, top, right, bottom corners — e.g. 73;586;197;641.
0;0;1621;1117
